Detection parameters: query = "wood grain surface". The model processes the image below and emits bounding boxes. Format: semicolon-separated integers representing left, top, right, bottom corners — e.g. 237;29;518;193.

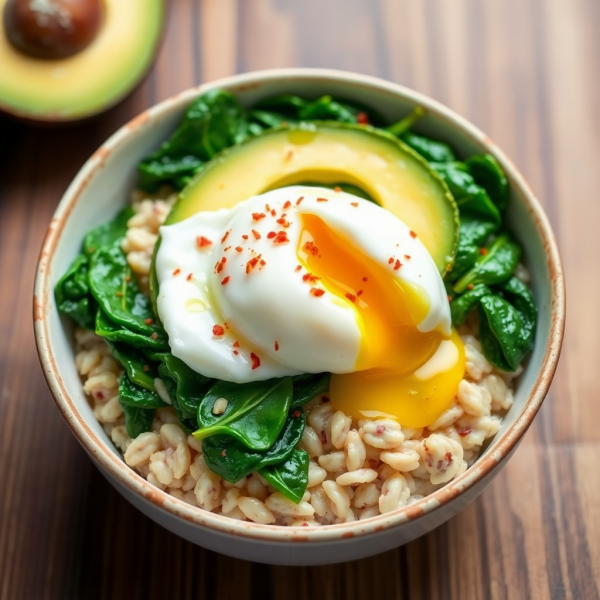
0;0;596;598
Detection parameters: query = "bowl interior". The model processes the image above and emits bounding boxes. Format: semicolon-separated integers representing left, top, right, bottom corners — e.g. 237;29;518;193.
36;69;563;541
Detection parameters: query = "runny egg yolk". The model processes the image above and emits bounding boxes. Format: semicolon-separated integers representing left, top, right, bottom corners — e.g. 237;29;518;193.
298;214;465;428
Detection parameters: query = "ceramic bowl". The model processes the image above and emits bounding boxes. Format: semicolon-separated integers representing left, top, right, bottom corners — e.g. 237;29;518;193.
34;68;565;566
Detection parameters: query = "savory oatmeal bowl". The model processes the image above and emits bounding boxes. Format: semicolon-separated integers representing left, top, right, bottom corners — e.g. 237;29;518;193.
34;69;564;566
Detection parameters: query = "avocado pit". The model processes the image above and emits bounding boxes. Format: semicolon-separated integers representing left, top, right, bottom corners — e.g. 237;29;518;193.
3;0;103;59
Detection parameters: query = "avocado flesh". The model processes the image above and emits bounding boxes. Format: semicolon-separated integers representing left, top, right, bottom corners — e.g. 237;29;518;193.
0;0;163;121
168;123;458;273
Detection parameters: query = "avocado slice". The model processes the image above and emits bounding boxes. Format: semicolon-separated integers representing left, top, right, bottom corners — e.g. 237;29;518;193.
167;123;458;273
0;0;164;122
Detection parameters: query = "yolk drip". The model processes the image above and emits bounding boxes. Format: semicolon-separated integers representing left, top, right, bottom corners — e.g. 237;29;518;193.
298;214;465;428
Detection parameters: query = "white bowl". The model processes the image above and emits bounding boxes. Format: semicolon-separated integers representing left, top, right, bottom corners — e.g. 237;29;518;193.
34;68;565;566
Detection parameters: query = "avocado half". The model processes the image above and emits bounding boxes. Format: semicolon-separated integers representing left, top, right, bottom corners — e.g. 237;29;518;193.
0;0;164;122
167;123;459;274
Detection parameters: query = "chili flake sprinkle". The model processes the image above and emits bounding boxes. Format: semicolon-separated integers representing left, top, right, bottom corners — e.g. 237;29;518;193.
267;231;276;239
150;333;158;340
295;265;302;272
221;230;231;244
310;288;325;297
144;318;154;325
296;196;304;205
116;291;123;297
302;273;320;284
212;325;225;336
173;268;181;276
283;200;292;209
242;234;249;240
271;209;277;217
334;186;342;192
235;246;243;253
125;275;131;282
459;428;472;437
233;350;239;356
250;352;261;370
317;197;328;202
252;229;261;240
350;202;359;207
356;111;369;124
479;247;488;255
252;212;266;221
196;236;212;248
404;254;411;260
393;259;402;270
304;241;319;256
409;230;417;238
362;276;368;282
246;255;262;274
467;283;474;290
221;450;227;457
272;231;289;244
265;204;270;211
293;410;301;418
388;257;394;265
276;217;290;227
274;341;279;351
233;341;240;348
357;290;363;296
221;276;231;285
345;292;356;303
214;257;227;274
186;273;193;281
143;365;150;372
448;295;453;302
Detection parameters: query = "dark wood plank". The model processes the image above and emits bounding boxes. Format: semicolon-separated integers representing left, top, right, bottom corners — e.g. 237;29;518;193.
0;0;597;598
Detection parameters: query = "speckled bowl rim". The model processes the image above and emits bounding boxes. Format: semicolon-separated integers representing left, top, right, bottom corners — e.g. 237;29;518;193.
34;68;565;544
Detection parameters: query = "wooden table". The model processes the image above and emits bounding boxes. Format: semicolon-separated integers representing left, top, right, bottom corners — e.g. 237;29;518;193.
0;1;595;598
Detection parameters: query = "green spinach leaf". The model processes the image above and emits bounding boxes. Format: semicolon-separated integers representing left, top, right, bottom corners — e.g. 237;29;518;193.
298;95;356;123
119;399;155;438
387;106;425;137
95;309;169;350
249;109;291;129
156;369;198;433
54;254;95;329
454;233;521;293
118;373;166;409
466;153;508;212
400;132;456;163
450;283;492;326
83;207;134;255
88;244;163;338
291;373;330;409
254;94;307;117
202;409;305;482
260;449;310;504
108;341;157;391
194;377;293;450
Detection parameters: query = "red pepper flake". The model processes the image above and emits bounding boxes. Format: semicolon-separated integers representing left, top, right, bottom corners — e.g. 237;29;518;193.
233;341;240;348
362;276;368;282
116;291;123;297
173;268;181;276
459;428;472;437
250;352;261;370
356;111;369;124
393;259;402;270
345;292;356;303
265;203;270;212
272;231;289;244
124;275;131;282
357;290;363;297
302;273;320;284
467;283;474;290
283;200;292;209
293;410;302;418
246;255;261;274
334;186;342;192
233;350;239;356
235;246;243;253
252;212;266;221
221;450;227;457
260;259;266;267
448;295;453;302
252;229;261;240
196;236;212;248
144;318;154;325
266;231;276;239
96;391;104;400
274;341;279;351
149;333;158;341
304;241;319;256
226;246;233;252
317;197;328;202
143;365;150;372
212;325;225;337
214;257;227;274
404;254;411;260
242;234;249;240
409;230;417;238
271;209;277;217
388;257;394;265
479;247;488;255
221;276;231;285
186;273;193;281
321;431;328;444
276;217;290;228
296;196;304;206
295;265;302;272
310;288;325;297
221;230;231;244
350;202;359;207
